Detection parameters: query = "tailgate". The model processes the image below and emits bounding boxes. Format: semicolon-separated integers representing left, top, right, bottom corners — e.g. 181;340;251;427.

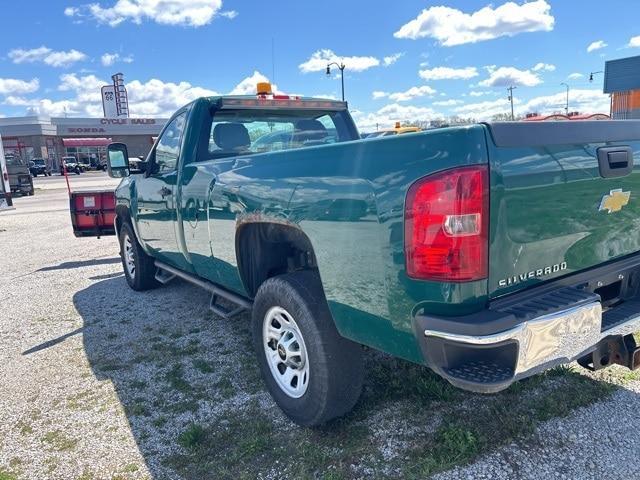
487;121;640;298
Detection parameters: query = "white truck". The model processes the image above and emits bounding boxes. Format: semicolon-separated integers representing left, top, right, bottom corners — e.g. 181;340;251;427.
0;135;13;210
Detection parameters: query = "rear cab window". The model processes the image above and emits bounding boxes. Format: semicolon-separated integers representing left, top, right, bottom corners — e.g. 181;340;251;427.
200;100;357;160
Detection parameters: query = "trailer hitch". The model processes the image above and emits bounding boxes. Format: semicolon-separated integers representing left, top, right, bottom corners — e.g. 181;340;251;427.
578;334;640;371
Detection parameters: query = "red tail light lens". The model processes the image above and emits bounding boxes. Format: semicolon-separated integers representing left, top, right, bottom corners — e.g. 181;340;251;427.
404;165;488;282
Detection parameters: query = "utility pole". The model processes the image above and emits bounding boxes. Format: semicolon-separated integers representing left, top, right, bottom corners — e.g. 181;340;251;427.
561;82;569;115
507;86;517;121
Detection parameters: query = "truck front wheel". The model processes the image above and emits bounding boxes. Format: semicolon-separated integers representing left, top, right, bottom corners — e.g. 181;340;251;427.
251;271;364;426
119;222;159;291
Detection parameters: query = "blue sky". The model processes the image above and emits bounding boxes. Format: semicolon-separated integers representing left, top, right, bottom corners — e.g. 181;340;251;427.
0;0;639;129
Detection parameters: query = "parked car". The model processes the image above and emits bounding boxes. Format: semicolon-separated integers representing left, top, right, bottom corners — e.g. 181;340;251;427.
6;155;34;196
29;158;51;177
61;156;82;175
83;88;640;427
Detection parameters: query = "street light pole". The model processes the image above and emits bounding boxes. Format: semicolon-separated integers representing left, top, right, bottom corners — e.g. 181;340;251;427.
507;86;517;120
560;82;569;115
326;61;346;101
589;71;603;83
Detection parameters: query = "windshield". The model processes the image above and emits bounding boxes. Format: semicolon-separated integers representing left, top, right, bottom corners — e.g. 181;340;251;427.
5;156;24;166
33;159;45;166
202;108;357;159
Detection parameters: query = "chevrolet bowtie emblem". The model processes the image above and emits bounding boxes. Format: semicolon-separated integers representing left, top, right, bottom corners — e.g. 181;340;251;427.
599;189;631;213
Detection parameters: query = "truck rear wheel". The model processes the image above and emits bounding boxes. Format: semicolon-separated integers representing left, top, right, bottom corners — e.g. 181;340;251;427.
119;222;159;291
251;271;364;426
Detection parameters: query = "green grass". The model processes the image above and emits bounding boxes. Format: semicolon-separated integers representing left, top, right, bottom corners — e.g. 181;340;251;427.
177;423;206;450
192;359;215;374
163;357;615;480
0;470;17;480
122;463;139;473
165;364;193;393
42;430;78;452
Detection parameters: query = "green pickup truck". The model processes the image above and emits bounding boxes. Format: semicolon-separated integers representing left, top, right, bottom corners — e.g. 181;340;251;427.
95;91;640;426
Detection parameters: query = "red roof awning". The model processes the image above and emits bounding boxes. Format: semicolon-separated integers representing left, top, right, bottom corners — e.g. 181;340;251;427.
62;137;112;147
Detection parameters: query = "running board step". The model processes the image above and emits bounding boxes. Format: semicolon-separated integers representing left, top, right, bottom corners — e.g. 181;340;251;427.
153;260;252;319
210;294;246;320
155;268;176;284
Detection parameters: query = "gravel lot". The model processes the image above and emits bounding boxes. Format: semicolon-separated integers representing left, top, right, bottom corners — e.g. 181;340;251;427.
2;175;640;479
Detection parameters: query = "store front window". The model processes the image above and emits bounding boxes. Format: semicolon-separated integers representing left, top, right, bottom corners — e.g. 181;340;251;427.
64;146;107;169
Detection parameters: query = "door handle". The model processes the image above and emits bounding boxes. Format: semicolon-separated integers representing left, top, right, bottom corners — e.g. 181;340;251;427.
598;146;633;178
159;186;172;198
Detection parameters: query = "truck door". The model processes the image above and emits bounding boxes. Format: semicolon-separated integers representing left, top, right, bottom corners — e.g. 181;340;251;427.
136;112;187;268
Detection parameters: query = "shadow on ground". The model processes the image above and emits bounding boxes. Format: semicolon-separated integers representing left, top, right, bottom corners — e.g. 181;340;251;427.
62;276;617;479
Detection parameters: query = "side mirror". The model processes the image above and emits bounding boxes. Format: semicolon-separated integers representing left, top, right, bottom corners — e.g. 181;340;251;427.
107;143;130;178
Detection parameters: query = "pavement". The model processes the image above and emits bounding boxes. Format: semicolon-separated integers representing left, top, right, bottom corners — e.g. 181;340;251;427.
3;174;640;479
3;172;120;216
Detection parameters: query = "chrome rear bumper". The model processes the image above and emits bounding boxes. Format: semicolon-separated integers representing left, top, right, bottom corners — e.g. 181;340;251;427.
415;286;640;393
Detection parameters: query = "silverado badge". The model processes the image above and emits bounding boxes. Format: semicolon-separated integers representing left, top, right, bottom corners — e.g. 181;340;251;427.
599;189;630;214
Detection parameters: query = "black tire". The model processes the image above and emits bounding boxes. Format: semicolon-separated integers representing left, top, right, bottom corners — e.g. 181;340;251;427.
118;221;160;291
27;190;34;196
251;271;364;426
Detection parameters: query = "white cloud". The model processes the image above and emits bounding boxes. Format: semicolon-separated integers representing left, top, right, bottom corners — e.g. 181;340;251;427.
0;78;40;95
522;89;610;115
394;0;554;46
469;90;492;97
451;88;611;121
383;53;404;67
8;73;219;117
67;0;225;27
479;66;541;87
419;66;478;81
299;49;380;73
8;46;87;67
454;98;515;118
372;91;388;100
532;62;555;72
386;85;437;102
101;52;134;66
313;93;338;100
229;71;278;95
352;103;439;131
433;99;463;107
587;40;607;53
127;79;219;116
628;36;640;48
567;73;584;80
220;10;238;19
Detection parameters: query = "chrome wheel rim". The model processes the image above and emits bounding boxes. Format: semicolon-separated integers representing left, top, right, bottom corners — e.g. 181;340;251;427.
263;306;309;398
123;233;136;279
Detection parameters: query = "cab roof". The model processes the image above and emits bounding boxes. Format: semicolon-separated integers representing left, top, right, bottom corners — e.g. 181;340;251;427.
207;95;348;112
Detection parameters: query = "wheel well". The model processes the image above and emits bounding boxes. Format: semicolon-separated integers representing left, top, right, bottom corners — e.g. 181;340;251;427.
115;205;130;236
236;222;318;298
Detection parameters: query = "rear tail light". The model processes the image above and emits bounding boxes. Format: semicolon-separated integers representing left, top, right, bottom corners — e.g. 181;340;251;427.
404;165;488;282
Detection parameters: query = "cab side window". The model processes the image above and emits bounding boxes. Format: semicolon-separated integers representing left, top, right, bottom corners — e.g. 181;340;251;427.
154;112;186;173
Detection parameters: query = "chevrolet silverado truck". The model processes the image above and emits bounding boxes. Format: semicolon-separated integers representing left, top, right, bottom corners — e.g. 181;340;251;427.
94;88;640;426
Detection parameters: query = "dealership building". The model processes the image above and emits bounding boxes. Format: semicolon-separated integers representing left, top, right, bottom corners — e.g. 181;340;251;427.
604;54;640;119
0;115;167;170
